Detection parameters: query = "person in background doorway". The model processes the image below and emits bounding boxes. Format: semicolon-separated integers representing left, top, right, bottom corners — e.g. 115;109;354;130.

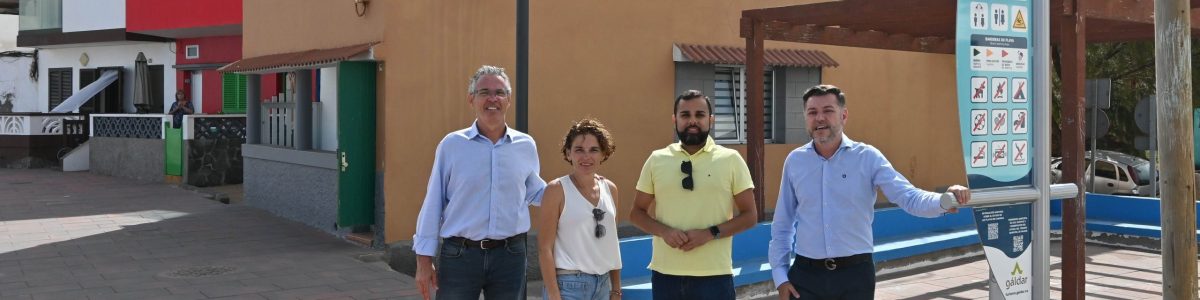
167;90;193;129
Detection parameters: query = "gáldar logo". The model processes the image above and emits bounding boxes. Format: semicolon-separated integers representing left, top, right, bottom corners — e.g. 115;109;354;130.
1006;262;1028;290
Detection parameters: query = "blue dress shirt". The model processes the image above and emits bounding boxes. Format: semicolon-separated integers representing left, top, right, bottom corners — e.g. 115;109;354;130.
412;122;547;256
769;134;947;287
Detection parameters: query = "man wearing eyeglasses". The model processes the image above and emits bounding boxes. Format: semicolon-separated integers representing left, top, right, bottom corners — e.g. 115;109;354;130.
412;65;547;300
630;90;759;300
769;84;971;300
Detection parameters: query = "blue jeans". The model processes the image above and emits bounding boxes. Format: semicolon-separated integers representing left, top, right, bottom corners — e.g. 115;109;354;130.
543;272;612;300
651;271;735;300
435;236;528;300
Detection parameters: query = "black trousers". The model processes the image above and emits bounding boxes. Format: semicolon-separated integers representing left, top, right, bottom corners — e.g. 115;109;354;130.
786;259;875;300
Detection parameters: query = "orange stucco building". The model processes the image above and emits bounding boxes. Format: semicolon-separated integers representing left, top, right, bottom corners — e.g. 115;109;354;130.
235;0;965;246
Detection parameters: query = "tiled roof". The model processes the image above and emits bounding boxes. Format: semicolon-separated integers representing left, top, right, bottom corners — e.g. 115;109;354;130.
220;42;379;73
675;43;839;67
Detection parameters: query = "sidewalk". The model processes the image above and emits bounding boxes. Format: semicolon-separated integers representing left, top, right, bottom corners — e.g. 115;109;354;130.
751;239;1197;299
0;169;419;299
875;241;1181;300
3;169;1194;299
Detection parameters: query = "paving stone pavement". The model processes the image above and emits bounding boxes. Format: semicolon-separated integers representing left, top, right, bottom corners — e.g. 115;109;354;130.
872;241;1200;300
0;169;420;300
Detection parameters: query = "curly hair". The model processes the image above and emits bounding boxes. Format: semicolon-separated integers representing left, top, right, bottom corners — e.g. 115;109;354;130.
561;118;616;164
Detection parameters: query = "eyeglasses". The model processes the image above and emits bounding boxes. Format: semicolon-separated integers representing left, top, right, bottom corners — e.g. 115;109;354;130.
592;208;606;238
474;89;510;98
681;161;694;191
802;85;842;100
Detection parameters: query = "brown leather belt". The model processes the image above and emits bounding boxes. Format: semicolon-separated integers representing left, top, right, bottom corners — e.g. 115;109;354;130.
445;233;526;249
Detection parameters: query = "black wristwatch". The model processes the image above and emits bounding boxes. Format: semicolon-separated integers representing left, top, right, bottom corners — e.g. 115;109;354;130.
708;225;721;238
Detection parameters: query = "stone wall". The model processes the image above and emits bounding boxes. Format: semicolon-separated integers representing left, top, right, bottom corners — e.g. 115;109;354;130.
243;144;338;235
90;137;164;182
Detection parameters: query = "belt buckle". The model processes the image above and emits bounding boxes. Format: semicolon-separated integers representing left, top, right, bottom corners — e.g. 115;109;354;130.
478;240;491;249
824;258;837;271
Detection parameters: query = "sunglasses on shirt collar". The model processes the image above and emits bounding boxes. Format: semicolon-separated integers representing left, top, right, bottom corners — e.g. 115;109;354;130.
592;208;606;238
681;161;694;191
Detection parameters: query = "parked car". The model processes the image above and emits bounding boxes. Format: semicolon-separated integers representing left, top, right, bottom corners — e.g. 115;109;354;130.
1050;150;1151;196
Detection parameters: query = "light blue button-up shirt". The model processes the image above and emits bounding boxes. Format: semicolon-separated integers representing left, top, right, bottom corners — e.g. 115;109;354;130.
412;122;547;256
769;134;946;287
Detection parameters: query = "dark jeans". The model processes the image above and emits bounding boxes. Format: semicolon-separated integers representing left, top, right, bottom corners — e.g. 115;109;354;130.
786;259;875;300
435;236;527;300
651;271;735;300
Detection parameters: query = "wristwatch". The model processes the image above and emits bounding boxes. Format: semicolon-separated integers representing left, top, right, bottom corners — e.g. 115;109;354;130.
708;225;721;238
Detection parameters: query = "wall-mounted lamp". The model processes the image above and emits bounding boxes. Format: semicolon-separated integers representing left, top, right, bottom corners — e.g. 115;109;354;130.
355;0;370;17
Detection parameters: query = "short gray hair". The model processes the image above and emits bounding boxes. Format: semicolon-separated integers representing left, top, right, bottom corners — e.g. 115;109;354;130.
467;65;512;94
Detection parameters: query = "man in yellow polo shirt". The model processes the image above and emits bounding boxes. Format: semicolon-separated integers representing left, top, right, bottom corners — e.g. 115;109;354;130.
630;90;758;300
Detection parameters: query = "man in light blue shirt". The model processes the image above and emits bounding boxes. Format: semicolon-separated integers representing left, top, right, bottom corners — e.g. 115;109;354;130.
769;85;970;300
412;65;547;300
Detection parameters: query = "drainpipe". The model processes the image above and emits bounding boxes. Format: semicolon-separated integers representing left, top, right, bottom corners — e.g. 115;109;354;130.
516;0;529;133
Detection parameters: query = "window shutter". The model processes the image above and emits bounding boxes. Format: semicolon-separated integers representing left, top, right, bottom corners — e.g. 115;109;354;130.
222;73;248;114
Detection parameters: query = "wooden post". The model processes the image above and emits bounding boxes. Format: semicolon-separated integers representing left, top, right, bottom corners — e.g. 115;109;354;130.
745;19;767;221
1059;0;1088;298
1155;0;1198;298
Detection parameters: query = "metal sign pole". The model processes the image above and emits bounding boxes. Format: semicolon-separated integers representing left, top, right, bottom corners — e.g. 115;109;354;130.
1031;0;1052;297
951;0;1072;298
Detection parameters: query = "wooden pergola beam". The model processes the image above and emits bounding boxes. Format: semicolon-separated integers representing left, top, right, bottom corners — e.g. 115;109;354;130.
741;19;955;54
743;0;1200;52
1068;0;1200;24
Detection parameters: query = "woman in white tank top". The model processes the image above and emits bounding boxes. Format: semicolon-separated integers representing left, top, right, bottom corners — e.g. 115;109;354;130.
538;119;623;300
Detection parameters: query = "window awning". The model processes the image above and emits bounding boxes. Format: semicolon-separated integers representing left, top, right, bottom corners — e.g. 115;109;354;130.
51;70;119;113
673;43;839;68
219;42;380;74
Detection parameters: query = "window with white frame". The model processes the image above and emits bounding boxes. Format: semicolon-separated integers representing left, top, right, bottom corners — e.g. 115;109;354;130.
712;66;774;143
185;45;200;59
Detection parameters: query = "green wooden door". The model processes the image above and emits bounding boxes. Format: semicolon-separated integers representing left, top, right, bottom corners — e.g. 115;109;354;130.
165;121;183;176
336;61;377;228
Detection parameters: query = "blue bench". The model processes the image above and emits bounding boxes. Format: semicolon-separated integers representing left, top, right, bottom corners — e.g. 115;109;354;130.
617;223;775;299
1049;194;1200;239
617;208;981;299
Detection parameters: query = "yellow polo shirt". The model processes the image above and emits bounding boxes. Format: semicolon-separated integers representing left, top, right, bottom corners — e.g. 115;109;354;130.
635;137;754;276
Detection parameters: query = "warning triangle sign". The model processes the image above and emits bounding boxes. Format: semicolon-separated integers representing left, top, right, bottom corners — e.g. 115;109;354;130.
1013;10;1027;29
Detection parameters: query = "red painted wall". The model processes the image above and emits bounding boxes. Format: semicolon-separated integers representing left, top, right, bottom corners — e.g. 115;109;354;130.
203;70;222;114
262;73;279;102
172;70;224;114
126;0;241;32
177;36;242;65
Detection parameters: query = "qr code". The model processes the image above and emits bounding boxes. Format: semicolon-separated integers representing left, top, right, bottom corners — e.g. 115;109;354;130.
1012;235;1025;252
987;223;999;240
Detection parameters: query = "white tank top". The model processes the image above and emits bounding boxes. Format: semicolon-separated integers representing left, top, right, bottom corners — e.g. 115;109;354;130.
553;174;622;275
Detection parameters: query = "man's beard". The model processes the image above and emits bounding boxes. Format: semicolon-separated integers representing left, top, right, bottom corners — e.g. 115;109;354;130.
676;125;709;146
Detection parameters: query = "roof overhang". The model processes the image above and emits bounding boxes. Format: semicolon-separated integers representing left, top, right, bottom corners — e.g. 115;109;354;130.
0;0;17;15
740;0;1200;54
673;43;839;67
219;42;379;74
130;24;243;39
17;28;172;48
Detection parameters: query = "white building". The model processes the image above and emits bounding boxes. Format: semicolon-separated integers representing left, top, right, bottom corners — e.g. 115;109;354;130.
1;13;37;113
18;0;175;114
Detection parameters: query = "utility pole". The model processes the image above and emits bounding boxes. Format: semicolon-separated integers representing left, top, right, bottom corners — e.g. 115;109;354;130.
1154;0;1198;298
